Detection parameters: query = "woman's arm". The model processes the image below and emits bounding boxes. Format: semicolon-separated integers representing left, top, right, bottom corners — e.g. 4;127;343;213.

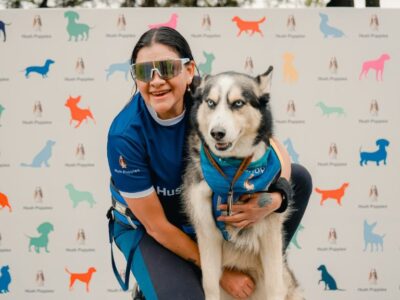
124;191;201;267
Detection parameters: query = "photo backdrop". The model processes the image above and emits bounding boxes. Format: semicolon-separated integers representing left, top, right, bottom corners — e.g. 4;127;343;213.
0;7;399;300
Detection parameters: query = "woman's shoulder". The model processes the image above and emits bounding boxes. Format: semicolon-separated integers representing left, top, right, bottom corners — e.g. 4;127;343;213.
108;93;146;137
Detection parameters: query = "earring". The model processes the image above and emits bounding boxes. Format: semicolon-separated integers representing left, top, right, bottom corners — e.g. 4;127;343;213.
187;85;191;92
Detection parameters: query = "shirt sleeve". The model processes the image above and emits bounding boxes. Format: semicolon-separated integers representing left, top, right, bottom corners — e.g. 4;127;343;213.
107;134;154;198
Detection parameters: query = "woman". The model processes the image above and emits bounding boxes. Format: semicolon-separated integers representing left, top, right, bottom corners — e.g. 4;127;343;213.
107;27;312;300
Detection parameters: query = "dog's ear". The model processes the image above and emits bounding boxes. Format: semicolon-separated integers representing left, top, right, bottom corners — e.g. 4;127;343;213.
189;75;209;99
256;66;273;95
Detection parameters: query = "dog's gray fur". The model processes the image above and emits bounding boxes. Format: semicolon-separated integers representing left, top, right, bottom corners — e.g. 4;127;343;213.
182;68;303;300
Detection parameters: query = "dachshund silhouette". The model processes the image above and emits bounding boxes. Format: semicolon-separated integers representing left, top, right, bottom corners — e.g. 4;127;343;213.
105;60;131;80
148;13;178;29
0;21;11;42
363;220;385;252
21;140;55;168
315;102;345;117
24;59;55;78
0;192;12;212
65;95;95;128
65;267;96;292
360;138;389;166
315;183;349;206
359;54;390;81
198;51;215;76
317;265;344;290
0;265;11;293
26;222;54;253
64;11;93;41
319;13;344;38
232;16;266;37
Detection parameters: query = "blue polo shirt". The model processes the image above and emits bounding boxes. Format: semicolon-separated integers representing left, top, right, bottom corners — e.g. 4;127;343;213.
107;93;190;228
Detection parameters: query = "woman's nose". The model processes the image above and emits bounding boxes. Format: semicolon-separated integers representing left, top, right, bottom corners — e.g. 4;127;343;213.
149;69;165;85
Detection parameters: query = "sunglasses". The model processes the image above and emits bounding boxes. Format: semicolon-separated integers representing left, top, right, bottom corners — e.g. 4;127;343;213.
131;58;190;83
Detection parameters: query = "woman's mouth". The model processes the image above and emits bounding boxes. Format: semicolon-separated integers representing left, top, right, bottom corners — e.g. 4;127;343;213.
151;90;171;98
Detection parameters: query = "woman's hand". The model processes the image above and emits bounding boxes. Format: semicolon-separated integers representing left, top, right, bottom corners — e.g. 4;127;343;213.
220;268;255;299
217;192;282;228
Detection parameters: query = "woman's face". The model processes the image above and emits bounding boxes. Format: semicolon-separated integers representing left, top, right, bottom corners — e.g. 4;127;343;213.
135;43;195;120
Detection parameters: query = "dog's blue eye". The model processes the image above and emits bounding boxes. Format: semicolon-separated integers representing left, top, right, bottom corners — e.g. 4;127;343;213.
207;99;216;108
232;100;245;108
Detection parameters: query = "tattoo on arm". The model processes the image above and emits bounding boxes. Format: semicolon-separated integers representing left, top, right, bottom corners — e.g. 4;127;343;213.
257;193;272;208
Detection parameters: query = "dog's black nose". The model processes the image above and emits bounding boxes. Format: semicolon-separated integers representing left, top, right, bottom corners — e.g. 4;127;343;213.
210;128;226;141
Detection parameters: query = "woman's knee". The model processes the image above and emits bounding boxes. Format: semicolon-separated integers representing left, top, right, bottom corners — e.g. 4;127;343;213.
291;163;313;197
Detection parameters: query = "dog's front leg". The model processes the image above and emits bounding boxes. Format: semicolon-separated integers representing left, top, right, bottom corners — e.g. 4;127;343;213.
188;181;223;300
260;217;286;300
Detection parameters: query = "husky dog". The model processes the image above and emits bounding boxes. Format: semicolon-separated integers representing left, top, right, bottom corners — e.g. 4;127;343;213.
183;67;302;300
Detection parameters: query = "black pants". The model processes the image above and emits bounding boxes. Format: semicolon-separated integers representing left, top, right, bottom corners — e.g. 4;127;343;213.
114;163;313;300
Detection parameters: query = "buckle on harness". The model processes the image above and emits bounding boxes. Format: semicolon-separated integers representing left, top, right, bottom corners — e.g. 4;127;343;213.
111;198;138;229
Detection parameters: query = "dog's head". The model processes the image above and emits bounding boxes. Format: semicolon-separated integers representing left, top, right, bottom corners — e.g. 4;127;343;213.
37;222;54;235
191;67;273;158
317;265;327;272
376;138;389;148
88;267;97;274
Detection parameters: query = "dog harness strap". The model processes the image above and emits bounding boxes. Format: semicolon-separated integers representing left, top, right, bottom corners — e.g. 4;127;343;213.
203;145;253;216
107;208;135;291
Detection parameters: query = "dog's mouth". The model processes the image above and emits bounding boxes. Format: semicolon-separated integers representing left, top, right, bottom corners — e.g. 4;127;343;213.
215;142;232;151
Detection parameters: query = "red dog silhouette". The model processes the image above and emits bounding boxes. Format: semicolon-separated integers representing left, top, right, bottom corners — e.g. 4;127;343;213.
65;95;95;128
0;192;12;212
232;16;266;36
315;183;349;206
65;267;96;292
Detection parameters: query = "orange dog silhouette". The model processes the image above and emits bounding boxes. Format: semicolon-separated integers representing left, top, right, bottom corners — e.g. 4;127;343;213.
65;267;96;292
65;95;96;128
315;183;349;206
232;16;266;37
0;192;12;212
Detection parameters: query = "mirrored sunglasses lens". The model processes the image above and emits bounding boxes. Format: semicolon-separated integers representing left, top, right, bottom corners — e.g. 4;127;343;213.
134;62;153;82
155;60;182;80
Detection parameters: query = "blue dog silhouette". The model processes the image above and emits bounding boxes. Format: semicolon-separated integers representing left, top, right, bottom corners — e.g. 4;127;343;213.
319;13;344;38
0;265;11;294
105;60;131;80
0;20;11;42
360;138;389;166
283;138;299;163
21;140;55;168
317;264;344;291
363;220;385;252
24;59;55;78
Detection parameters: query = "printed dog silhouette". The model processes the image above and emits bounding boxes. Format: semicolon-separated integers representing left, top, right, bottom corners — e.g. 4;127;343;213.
319;13;344;38
359;54;390;81
65;95;96;128
0;104;4;120
64;11;92;41
21;140;56;168
316;101;345;117
360;138;389;166
232;16;266;36
288;224;304;250
0;192;12;212
0;265;11;294
65;183;96;208
198;51;215;76
148;13;178;29
65;267;96;292
283;52;298;83
26;222;54;253
23;59;55;78
364;220;385;252
0;21;11;42
317;265;343;290
315;183;349;206
283;138;299;163
105;60;130;80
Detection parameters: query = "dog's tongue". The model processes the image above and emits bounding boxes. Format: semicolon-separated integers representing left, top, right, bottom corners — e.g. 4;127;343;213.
215;142;231;151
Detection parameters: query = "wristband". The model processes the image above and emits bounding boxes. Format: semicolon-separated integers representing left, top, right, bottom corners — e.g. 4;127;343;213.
268;177;293;213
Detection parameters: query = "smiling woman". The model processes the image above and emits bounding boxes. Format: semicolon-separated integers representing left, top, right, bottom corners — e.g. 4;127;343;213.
106;26;312;300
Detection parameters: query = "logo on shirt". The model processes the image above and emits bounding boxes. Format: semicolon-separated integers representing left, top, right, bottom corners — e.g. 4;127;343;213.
118;156;127;169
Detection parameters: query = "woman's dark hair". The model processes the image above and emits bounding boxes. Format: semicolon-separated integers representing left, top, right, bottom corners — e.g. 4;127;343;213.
131;27;195;65
129;27;199;96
